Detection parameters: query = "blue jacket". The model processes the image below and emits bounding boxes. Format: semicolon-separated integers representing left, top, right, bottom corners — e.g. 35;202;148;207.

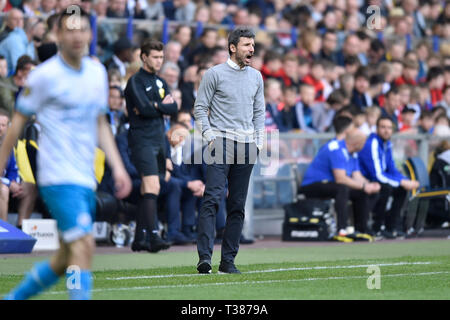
1;152;19;187
358;133;405;187
0;28;36;76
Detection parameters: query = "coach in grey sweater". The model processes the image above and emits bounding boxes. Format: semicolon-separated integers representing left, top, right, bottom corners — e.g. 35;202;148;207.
194;27;265;274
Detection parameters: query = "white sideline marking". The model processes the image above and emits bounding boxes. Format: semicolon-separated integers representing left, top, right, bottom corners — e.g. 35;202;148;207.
105;261;433;281
43;270;449;295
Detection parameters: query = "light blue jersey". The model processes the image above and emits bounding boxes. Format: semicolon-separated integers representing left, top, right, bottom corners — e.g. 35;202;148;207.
16;55;109;190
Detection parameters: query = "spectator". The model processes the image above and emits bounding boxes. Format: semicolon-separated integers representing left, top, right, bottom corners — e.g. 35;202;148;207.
106;0;129;18
294;30;322;62
302;60;325;103
427;66;445;106
338;72;355;99
322;89;347;132
415;40;430;81
320;29;338;64
194;5;210;24
351;66;372;110
174;0;196;22
439;85;450;118
356;30;370;66
173;25;192;65
264;78;284;132
0;54;7;78
211;45;228;66
181;64;206;114
296;56;310;83
298;129;380;236
0;16;40;75
104;37;134;78
417;110;434;134
358;116;420;238
22;0;42;17
399;105;417;132
40;0;57;17
336;34;360;67
260;49;284;82
344;55;361;75
0;109;21;222
209;1;231;25
164;40;188;75
0;55;37;117
395;59;419;86
159;122;204;244
160;61;181;91
188;28;217;65
233;7;249;26
290;83;327;133
107;86;126;136
380;87;401;130
0;8;24;43
433;114;450;136
368;39;386;67
93;0;108;18
360;105;382;136
135;0;165;20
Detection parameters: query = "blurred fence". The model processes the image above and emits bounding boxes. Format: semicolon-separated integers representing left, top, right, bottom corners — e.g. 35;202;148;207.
244;132;450;237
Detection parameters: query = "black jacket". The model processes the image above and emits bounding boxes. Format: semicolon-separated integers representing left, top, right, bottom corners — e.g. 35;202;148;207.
124;68;178;141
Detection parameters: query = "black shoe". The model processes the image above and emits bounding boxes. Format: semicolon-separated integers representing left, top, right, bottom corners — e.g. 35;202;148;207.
239;234;254;245
131;240;152;252
197;260;212;274
218;262;241;274
149;233;171;253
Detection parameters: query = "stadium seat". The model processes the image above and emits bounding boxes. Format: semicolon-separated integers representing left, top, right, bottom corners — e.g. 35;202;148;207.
402;157;450;235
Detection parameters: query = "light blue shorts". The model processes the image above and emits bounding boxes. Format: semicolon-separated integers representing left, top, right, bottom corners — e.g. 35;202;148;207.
39;185;96;243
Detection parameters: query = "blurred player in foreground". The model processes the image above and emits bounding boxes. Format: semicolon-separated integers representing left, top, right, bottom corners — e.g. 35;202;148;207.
1;7;131;300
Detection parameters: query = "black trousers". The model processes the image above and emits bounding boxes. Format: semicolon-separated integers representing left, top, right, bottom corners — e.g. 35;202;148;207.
197;138;257;264
371;183;407;232
298;182;373;233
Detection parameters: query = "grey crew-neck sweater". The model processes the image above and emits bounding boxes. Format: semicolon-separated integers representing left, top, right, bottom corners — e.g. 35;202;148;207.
193;61;265;149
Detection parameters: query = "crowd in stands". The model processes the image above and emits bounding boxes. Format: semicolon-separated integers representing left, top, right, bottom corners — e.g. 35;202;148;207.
0;0;449;243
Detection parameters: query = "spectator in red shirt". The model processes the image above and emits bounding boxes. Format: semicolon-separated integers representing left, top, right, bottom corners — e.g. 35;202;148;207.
302;59;325;102
260;50;288;83
395;59;419;86
427;66;445;106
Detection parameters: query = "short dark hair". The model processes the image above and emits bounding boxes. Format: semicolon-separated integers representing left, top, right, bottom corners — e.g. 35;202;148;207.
376;115;394;127
385;86;399;97
228;27;255;55
109;85;123;97
140;39;164;60
333;116;353;134
427;66;444;82
354;66;370;81
57;6;90;30
15;55;37;74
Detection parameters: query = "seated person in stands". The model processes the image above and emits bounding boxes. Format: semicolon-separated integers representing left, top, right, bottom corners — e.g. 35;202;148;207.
0;109;37;226
159;122;205;244
298;129;380;236
358;116;420;238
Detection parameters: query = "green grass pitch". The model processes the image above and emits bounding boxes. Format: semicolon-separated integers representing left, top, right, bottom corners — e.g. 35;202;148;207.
1;239;449;300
